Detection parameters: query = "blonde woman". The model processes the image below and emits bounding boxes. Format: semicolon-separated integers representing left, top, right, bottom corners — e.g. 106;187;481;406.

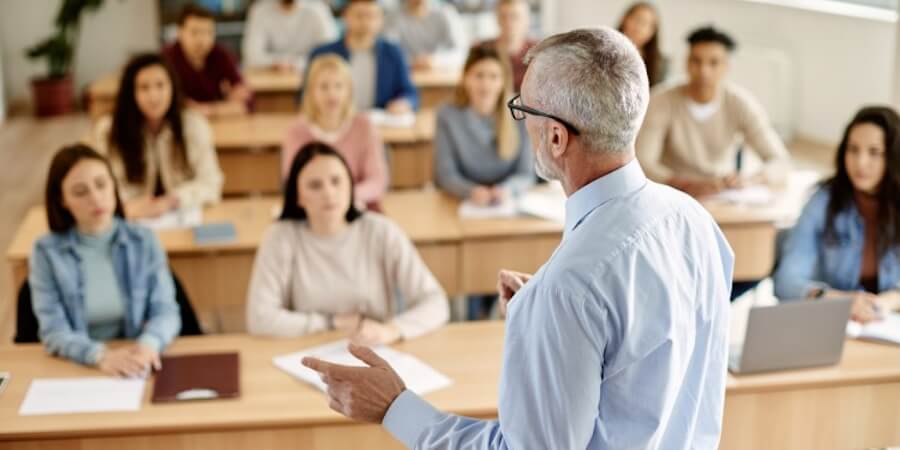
282;54;388;206
434;44;534;206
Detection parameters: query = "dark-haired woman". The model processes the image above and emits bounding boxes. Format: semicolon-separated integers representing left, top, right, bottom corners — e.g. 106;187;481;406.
29;144;181;376
88;53;223;219
617;2;668;87
774;106;900;323
245;142;448;344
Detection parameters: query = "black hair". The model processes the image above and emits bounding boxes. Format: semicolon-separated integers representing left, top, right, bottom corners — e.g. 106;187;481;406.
687;26;737;52
177;4;215;25
280;142;363;223
618;2;664;87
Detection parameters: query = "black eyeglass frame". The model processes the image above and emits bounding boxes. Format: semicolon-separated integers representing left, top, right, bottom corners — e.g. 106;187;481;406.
506;94;581;136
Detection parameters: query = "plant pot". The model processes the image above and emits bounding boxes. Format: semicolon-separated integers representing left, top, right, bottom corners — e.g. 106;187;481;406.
30;75;74;117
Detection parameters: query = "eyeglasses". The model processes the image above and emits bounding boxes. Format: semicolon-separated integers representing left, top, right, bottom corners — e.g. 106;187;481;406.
507;94;581;136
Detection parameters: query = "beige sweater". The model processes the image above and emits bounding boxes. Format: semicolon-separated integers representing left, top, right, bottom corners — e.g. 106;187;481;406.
245;213;449;339
89;111;224;209
635;83;790;185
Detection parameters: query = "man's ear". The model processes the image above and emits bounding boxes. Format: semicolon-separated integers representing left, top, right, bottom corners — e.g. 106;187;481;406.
550;123;569;159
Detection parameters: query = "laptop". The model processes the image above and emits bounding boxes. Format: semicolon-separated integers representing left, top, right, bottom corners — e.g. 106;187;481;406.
729;298;853;374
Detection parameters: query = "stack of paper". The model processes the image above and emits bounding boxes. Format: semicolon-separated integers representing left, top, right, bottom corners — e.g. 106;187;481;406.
273;340;452;395
135;207;203;230
19;377;145;416
846;312;900;345
709;186;773;206
368;110;416;128
517;183;566;223
458;198;518;219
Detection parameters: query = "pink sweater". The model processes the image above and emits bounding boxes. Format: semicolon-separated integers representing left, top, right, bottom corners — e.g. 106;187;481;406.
282;114;388;205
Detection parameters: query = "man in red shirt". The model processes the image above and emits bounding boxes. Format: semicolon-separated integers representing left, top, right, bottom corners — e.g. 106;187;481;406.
163;5;252;117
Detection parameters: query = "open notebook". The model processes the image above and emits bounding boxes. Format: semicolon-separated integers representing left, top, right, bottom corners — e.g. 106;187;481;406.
846;312;900;345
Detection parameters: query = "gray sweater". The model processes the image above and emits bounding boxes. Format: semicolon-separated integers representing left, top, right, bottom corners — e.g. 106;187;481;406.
433;104;535;199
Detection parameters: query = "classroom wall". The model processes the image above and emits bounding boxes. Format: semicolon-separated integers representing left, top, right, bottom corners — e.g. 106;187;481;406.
552;0;897;145
0;0;159;109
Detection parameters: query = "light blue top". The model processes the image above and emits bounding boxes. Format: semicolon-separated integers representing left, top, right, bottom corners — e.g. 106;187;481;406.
75;227;126;341
773;184;900;300
383;159;734;449
29;218;181;366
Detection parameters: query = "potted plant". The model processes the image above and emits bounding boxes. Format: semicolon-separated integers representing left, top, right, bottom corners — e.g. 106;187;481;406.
25;0;106;117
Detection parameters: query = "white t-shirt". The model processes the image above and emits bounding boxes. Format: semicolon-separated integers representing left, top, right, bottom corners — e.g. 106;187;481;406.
350;49;378;110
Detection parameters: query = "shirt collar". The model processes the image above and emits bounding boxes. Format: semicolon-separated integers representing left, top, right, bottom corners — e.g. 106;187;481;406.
564;158;648;233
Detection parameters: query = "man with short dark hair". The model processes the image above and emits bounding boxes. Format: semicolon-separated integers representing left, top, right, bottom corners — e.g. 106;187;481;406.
636;25;790;198
308;0;419;114
162;5;252;117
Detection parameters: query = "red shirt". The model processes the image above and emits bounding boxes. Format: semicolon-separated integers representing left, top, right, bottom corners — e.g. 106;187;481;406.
163;42;246;103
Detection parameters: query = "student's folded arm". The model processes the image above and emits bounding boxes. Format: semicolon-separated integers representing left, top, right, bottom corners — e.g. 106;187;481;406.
137;232;181;352
354;123;389;205
773;188;831;300
383;285;604;449
171;114;224;208
382;220;449;340
246;225;330;337
433;111;476;198
634;97;675;183
29;244;105;366
737;91;791;187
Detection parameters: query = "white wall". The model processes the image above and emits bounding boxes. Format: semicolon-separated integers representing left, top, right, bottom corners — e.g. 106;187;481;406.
0;0;160;108
552;0;897;144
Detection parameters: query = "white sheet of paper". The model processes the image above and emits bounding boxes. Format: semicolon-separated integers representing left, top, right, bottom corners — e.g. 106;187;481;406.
368;109;416;128
517;181;566;223
458;197;518;219
709;186;773;206
19;377;145;416
135;207;202;230
273;340;452;395
847;312;900;345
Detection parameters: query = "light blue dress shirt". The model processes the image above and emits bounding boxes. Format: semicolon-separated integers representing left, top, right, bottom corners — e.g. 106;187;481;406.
383;159;734;449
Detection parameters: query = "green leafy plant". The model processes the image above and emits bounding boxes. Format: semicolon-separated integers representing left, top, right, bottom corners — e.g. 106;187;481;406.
25;0;107;79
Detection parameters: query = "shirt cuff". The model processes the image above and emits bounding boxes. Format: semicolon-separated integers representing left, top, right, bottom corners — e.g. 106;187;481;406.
87;342;107;366
137;334;163;353
382;390;443;448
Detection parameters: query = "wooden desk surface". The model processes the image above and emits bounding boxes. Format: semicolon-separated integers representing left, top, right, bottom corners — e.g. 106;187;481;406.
0;322;503;441
211;110;437;150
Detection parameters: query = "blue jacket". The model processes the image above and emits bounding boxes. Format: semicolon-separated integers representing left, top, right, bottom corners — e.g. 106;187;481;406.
774;185;900;300
29;219;181;366
307;37;420;110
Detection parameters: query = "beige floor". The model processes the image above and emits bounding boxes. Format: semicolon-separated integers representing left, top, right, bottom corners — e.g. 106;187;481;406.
0;113;835;344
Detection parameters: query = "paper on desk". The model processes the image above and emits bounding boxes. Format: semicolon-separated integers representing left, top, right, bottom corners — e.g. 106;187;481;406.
368;109;416;128
708;186;773;206
458;197;518;219
19;377;145;416
517;182;566;223
273;340;452;395
846;312;900;345
135;207;203;230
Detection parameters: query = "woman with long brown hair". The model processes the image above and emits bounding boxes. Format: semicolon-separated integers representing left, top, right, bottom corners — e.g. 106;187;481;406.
618;2;668;87
88;52;223;219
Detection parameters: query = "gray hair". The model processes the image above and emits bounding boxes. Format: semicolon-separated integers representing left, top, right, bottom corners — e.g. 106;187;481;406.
524;27;649;154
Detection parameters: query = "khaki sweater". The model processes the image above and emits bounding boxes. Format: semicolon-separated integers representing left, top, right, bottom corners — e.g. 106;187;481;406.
636;83;790;185
245;213;449;339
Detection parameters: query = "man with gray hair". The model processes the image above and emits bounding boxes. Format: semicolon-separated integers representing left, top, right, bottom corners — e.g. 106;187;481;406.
303;27;734;449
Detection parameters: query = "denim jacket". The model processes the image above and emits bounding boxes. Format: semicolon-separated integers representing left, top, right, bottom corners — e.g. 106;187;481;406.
774;185;900;300
29;218;181;365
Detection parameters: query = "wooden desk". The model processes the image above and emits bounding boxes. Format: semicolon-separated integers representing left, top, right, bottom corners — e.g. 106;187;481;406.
210;111;437;194
0;322;503;450
86;67;460;118
2;322;899;450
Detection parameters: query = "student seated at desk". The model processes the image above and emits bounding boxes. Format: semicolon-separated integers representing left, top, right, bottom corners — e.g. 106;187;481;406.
282;54;388;206
434;44;534;207
30;144;181;377
163;4;253;117
479;0;536;93
88;53;224;220
384;0;467;70
617;2;668;87
635;26;790;198
246;142;448;344
242;0;338;72
308;0;419;114
774;106;900;323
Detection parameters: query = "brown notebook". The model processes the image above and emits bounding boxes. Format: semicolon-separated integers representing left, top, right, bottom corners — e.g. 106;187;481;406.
152;352;240;403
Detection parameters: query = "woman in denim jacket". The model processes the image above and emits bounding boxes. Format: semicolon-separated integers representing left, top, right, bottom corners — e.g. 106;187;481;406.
774;106;900;323
29;144;181;376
